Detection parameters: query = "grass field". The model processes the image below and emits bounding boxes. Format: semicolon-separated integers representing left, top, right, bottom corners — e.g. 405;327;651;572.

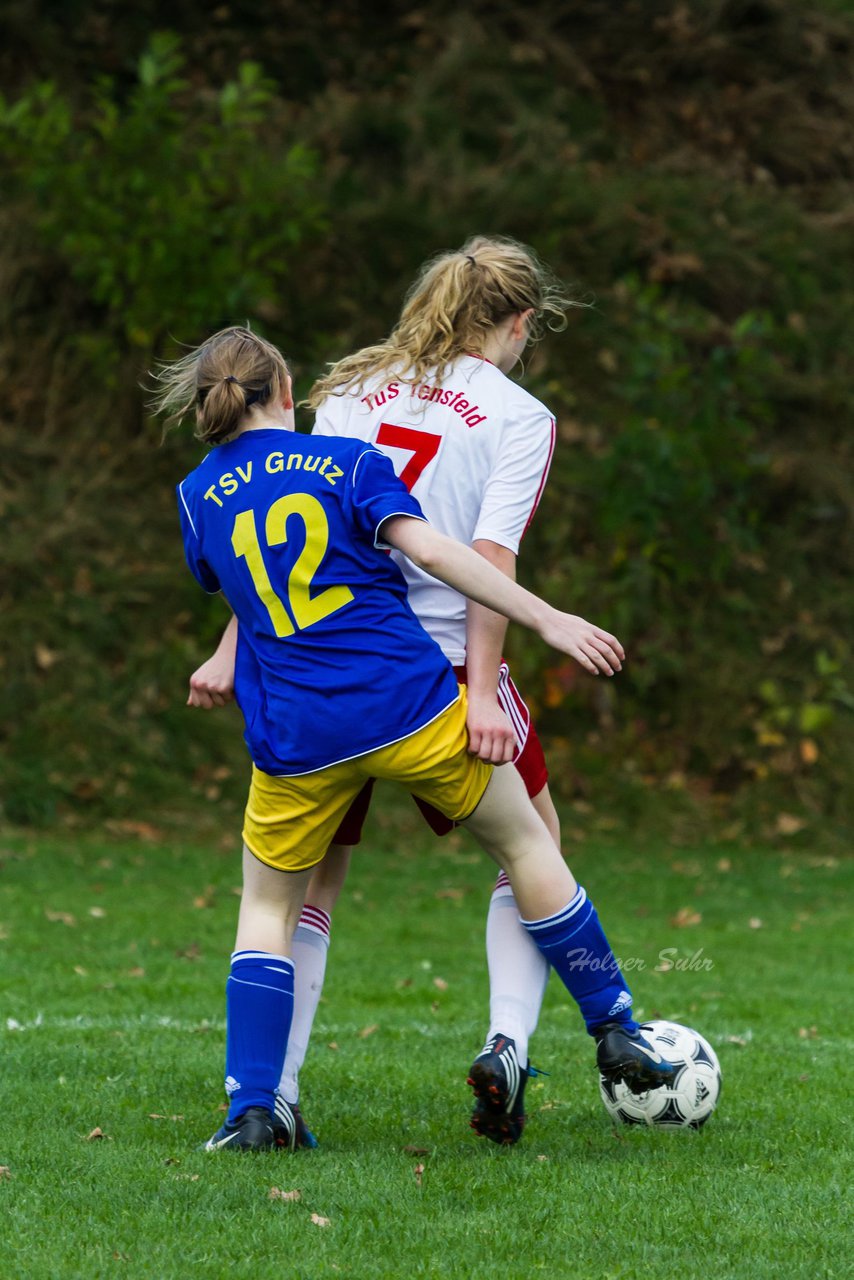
0;795;850;1279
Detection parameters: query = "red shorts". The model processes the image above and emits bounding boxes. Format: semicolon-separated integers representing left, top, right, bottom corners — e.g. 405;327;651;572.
332;661;549;845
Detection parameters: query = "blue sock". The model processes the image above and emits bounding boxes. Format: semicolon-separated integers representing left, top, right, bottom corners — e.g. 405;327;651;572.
521;888;637;1035
224;950;294;1123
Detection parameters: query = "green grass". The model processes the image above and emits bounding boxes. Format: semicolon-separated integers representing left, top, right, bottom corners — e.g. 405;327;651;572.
0;797;850;1279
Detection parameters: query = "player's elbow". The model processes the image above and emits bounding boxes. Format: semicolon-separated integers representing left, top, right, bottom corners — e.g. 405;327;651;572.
406;533;445;578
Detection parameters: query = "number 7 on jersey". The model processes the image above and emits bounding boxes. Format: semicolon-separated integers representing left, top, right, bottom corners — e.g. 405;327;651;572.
375;423;441;492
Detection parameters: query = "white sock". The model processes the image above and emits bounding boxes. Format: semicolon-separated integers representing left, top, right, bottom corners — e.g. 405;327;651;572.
484;873;550;1066
277;904;331;1104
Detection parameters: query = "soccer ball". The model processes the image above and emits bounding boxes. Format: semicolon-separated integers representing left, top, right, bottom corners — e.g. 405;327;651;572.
599;1020;721;1129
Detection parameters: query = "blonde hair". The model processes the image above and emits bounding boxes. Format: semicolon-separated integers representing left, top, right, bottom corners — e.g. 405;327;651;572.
306;235;578;408
149;325;290;445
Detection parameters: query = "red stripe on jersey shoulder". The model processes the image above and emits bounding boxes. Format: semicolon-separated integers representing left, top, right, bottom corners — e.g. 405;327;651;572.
521;417;556;540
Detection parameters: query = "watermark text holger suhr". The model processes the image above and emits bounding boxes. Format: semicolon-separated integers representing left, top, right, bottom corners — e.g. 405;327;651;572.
565;947;714;973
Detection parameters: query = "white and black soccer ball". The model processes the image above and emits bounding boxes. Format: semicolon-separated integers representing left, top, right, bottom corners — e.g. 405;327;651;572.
599;1020;721;1129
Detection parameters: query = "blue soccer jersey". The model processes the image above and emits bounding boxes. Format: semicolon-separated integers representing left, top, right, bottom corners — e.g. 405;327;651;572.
177;428;461;775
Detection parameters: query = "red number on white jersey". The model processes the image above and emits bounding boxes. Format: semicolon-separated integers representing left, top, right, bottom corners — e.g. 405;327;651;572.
376;423;441;492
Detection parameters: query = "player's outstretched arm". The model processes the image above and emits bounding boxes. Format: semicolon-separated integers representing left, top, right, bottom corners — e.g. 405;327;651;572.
382;516;624;677
188;612;238;708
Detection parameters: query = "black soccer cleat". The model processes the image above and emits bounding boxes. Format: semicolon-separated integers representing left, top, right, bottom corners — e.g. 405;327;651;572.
273;1095;319;1151
594;1022;676;1095
202;1105;275;1152
467;1034;530;1146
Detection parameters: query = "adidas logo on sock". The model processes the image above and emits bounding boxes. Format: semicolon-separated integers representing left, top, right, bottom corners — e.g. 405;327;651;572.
607;990;633;1017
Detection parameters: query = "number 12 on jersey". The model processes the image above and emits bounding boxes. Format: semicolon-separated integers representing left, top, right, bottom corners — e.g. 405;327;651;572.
231;493;354;637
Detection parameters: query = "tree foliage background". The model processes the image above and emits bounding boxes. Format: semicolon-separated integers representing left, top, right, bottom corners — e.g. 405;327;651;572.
1;0;852;844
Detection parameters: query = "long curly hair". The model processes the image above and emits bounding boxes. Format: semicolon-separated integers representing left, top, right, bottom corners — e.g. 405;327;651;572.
305;235;578;409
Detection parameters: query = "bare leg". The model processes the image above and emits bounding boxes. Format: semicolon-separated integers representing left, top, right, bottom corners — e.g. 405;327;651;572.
234;844;313;954
463;767;577;919
530;781;560;846
304;842;352;911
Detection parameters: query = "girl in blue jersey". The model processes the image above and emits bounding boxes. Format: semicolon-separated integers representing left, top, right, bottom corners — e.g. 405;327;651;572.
191;238;578;1149
156;325;672;1151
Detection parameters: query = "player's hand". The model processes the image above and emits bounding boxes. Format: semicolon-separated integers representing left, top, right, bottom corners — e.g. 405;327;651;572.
187;656;236;709
540;611;625;676
466;692;517;764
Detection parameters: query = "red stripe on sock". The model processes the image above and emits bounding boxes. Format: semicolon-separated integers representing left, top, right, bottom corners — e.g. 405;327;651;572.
299;904;331;939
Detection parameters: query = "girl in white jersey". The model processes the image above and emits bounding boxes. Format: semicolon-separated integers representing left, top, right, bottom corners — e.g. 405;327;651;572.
192;237;588;1146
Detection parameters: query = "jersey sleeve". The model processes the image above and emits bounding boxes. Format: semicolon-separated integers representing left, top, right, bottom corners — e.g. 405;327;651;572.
177;481;221;594
348;447;427;548
471;404;555;552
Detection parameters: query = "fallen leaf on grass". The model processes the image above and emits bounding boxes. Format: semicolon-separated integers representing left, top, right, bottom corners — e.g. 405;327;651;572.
86;1127;107;1141
403;1146;431;1156
74;965;88;976
103;819;162;842
45;909;76;927
748;917;763;929
148;1114;184;1122
310;1213;331;1227
176;943;201;961
726;1035;748;1046
413;1163;424;1187
798;1073;811;1082
670;907;702;928
193;886;216;910
358;1024;379;1039
716;857;732;872
174;1174;199;1182
127;967;146;978
327;1042;339;1052
88;906;106;919
269;1187;301;1202
432;977;448;992
536;1155;549;1162
0;1166;11;1179
435;887;466;900
798;1026;819;1039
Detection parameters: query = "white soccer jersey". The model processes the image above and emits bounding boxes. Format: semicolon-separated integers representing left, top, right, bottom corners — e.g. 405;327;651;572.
314;354;556;664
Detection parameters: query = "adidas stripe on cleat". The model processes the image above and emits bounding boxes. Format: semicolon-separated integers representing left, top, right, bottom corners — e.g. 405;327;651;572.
467;1034;530;1146
273;1095;319;1151
594;1022;677;1094
202;1105;275;1152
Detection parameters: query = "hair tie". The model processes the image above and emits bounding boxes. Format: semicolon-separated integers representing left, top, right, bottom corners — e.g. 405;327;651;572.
224;374;239;385
465;254;477;267
244;384;271;409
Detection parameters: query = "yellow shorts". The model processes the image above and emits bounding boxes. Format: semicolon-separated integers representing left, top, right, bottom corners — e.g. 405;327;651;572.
242;690;492;872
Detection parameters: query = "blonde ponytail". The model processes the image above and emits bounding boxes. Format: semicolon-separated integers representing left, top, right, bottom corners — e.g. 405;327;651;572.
306;235;579;408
